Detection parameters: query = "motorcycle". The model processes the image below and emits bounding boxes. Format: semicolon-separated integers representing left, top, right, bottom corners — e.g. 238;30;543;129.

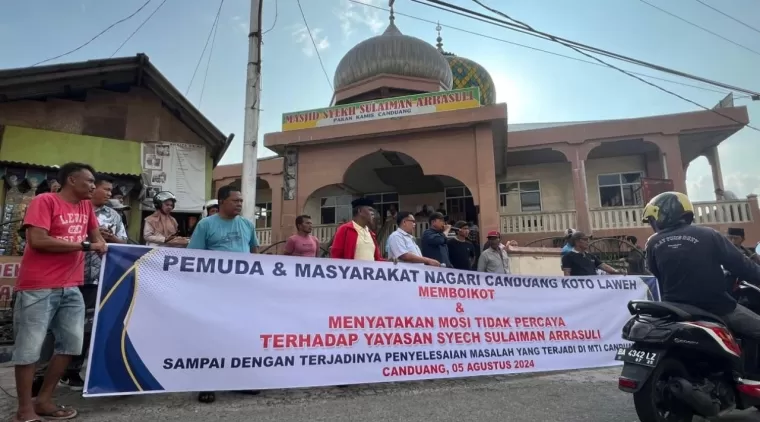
617;281;760;421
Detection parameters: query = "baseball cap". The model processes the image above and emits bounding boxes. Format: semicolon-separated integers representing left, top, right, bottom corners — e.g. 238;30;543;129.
486;230;501;238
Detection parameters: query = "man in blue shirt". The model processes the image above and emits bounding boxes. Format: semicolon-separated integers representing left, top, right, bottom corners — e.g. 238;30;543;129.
188;186;259;253
187;185;259;403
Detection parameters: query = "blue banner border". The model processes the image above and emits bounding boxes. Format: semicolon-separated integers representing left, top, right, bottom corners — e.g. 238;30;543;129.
84;245;165;396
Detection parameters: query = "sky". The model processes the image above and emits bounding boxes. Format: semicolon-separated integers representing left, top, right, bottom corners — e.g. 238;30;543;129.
1;0;759;201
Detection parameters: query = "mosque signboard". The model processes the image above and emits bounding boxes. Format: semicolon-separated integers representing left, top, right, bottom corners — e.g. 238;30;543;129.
282;87;481;132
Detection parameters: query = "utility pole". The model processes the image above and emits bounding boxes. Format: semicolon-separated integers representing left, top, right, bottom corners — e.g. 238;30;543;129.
241;0;263;224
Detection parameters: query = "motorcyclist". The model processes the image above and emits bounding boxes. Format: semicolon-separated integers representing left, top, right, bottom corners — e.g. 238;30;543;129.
201;199;219;219
643;191;760;348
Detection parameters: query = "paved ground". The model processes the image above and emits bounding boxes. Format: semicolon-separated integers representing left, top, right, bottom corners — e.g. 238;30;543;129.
0;367;759;421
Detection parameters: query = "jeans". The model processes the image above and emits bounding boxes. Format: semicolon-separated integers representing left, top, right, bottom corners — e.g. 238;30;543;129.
12;287;85;365
723;304;760;340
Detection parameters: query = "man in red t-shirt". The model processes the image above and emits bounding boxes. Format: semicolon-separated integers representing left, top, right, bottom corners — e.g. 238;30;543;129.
12;162;106;422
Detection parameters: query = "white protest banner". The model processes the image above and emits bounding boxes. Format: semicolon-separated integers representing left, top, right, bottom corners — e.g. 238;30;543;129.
84;245;648;397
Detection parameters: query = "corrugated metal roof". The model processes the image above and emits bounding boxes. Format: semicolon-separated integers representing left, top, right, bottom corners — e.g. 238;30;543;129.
0;161;141;178
0;54;233;164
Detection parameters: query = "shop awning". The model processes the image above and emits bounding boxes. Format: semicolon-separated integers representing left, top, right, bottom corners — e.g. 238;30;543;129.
0;126;142;176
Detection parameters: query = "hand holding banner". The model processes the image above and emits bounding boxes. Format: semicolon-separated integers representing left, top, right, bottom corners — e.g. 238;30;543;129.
84;245;646;397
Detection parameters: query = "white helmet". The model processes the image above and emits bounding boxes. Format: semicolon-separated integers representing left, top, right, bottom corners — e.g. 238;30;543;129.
201;199;219;218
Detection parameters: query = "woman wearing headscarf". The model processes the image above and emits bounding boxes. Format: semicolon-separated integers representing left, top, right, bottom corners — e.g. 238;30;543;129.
143;191;189;247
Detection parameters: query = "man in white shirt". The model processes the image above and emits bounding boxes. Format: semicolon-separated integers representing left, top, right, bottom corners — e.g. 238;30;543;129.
387;212;439;266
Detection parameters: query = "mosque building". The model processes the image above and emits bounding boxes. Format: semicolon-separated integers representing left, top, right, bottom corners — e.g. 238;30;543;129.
214;8;757;250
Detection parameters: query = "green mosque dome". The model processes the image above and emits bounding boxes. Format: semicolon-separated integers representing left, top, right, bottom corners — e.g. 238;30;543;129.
436;27;497;106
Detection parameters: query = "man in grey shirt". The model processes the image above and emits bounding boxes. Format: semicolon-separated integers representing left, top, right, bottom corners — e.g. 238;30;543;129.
387;212;440;266
478;230;511;274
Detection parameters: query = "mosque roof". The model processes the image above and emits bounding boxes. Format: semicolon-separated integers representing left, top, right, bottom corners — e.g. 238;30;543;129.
435;26;497;106
333;16;453;91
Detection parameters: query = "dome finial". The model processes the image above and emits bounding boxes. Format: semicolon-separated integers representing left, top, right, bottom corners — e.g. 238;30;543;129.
435;22;443;52
389;0;395;23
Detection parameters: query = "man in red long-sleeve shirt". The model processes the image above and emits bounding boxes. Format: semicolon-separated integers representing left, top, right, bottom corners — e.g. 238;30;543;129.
330;197;383;261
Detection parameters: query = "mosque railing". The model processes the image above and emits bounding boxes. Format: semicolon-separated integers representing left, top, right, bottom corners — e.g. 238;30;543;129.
313;225;340;243
257;228;272;246
692;199;753;225
589;199;753;230
499;211;576;234
590;207;647;230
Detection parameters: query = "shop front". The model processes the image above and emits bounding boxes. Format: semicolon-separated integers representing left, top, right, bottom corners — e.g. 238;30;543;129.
0;126;140;249
0;55;232;247
0;255;19;309
0;125;143;251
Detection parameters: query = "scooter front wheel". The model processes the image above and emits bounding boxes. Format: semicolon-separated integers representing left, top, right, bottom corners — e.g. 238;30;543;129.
633;358;694;422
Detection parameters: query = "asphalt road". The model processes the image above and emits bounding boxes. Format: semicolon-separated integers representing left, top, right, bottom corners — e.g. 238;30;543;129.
1;367;760;421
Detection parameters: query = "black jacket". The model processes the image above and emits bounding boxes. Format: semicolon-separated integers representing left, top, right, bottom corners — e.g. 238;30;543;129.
646;223;760;315
421;228;452;267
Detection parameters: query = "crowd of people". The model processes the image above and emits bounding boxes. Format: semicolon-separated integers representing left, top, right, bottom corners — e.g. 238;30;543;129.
9;160;760;421
327;198;520;275
327;197;628;277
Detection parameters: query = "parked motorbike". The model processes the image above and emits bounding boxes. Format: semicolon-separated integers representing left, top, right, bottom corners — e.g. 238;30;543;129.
617;281;760;421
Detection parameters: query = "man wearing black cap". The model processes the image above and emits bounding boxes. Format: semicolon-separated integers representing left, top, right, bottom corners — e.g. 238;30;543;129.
330;197;383;261
727;228;760;264
478;231;511;274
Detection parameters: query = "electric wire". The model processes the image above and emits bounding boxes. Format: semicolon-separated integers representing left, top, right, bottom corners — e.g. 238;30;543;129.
408;0;760;98
693;0;760;36
198;9;221;107
111;0;170;57
295;0;333;90
348;0;748;99
263;0;278;35
465;0;760;132
30;0;153;66
638;0;760;57
185;0;225;96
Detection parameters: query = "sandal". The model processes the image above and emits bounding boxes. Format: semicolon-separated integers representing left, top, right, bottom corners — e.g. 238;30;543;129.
198;391;216;403
35;405;78;420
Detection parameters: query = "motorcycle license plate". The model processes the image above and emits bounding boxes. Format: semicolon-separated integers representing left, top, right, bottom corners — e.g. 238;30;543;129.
614;348;661;367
